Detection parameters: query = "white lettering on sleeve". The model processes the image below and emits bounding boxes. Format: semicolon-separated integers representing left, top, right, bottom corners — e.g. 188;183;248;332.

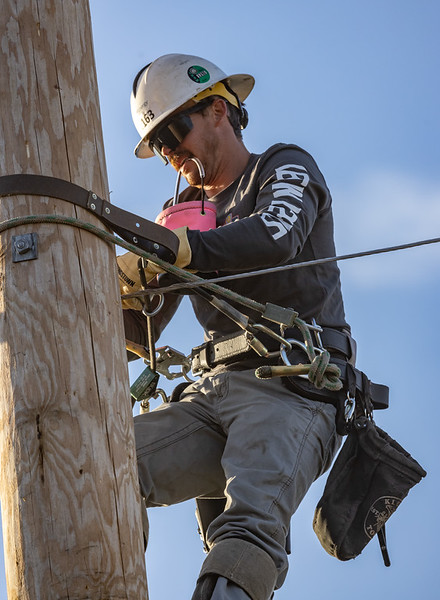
260;164;310;240
272;182;305;201
275;164;310;186
260;200;301;240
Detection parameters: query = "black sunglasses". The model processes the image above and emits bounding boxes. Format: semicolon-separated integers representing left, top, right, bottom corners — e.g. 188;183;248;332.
149;98;214;161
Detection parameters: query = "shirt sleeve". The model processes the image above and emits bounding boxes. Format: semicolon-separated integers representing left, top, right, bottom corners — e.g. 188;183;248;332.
187;147;331;273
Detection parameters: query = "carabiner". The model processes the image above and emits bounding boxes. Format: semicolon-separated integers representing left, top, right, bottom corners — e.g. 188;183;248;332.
251;323;292;358
344;395;356;422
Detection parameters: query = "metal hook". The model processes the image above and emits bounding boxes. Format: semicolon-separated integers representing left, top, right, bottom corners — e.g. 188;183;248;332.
172;171;183;206
153;388;169;404
172;157;206;206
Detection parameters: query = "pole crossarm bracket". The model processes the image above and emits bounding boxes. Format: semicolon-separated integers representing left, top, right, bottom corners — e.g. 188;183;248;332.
0;173;179;262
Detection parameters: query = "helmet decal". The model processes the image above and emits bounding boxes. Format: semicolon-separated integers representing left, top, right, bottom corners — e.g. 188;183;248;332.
187;66;210;84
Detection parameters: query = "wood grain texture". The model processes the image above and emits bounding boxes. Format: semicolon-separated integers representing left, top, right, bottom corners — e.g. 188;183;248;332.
0;1;148;598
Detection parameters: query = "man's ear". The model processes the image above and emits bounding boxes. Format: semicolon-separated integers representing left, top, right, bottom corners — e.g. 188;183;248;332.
211;97;228;125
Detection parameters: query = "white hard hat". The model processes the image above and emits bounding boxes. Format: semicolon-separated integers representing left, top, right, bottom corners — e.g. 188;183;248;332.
130;53;255;159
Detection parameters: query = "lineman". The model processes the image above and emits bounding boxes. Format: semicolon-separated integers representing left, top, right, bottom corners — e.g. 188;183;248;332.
119;53;354;600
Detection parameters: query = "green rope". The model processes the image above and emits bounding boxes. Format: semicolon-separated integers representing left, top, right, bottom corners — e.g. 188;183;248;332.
1;214;268;313
307;350;343;391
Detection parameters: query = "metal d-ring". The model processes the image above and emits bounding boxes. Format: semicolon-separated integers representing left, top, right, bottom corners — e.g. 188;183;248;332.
280;339;305;367
280;338;324;366
142;293;165;317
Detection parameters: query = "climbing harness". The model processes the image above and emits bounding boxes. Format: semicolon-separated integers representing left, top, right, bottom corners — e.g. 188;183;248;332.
0;172;427;570
123;243;388;420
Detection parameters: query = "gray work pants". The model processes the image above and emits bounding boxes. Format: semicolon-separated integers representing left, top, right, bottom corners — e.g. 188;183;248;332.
135;368;341;600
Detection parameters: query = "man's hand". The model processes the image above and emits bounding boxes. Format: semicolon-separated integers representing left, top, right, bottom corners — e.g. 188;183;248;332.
117;227;192;310
146;226;192;276
117;251;145;310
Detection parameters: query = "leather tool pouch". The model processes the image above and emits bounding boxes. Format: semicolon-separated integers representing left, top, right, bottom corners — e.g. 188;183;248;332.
313;416;427;564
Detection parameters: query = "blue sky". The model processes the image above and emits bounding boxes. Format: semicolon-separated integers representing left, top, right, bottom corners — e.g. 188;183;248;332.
1;1;439;598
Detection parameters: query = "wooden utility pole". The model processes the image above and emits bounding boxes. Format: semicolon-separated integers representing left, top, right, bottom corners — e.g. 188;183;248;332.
0;1;148;599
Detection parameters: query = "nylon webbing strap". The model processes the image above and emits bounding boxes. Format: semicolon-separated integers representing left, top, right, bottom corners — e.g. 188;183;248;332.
0;174;179;262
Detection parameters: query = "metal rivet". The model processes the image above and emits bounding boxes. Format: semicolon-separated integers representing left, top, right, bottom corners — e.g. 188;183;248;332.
153;243;159;250
90;203;96;210
133;237;138;243
92;193;97;200
105;207;110;214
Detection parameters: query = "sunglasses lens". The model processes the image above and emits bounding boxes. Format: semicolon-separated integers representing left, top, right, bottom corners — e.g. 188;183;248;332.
150;113;194;155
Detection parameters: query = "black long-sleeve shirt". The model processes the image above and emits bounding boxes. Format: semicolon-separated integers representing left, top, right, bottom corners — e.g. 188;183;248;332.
124;143;349;348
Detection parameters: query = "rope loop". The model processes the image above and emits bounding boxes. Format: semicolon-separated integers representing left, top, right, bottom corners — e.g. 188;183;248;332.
308;350;343;391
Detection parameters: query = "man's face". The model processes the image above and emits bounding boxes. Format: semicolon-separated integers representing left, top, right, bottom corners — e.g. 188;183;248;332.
150;100;221;187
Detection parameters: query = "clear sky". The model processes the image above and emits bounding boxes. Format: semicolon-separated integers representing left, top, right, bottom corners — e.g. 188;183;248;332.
1;1;439;598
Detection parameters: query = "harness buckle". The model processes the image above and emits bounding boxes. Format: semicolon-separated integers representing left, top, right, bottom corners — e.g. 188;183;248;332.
191;343;212;376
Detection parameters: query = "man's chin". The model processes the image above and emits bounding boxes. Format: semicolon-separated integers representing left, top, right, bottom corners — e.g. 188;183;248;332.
182;174;202;188
180;161;201;187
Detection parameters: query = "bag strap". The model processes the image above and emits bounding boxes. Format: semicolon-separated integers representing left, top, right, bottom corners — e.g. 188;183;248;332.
377;525;391;567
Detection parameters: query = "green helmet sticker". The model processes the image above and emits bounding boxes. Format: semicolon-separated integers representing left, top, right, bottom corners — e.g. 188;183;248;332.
187;65;210;84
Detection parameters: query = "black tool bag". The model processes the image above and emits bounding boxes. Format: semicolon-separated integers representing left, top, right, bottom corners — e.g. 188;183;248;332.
313;415;427;565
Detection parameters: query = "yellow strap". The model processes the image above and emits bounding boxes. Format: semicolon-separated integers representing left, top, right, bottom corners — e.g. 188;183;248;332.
192;81;240;109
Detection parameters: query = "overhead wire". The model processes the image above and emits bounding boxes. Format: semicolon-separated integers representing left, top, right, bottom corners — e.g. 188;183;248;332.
129;235;440;297
1;212;438;305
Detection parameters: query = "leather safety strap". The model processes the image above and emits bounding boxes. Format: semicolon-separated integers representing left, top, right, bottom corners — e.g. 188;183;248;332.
0;174;179;262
